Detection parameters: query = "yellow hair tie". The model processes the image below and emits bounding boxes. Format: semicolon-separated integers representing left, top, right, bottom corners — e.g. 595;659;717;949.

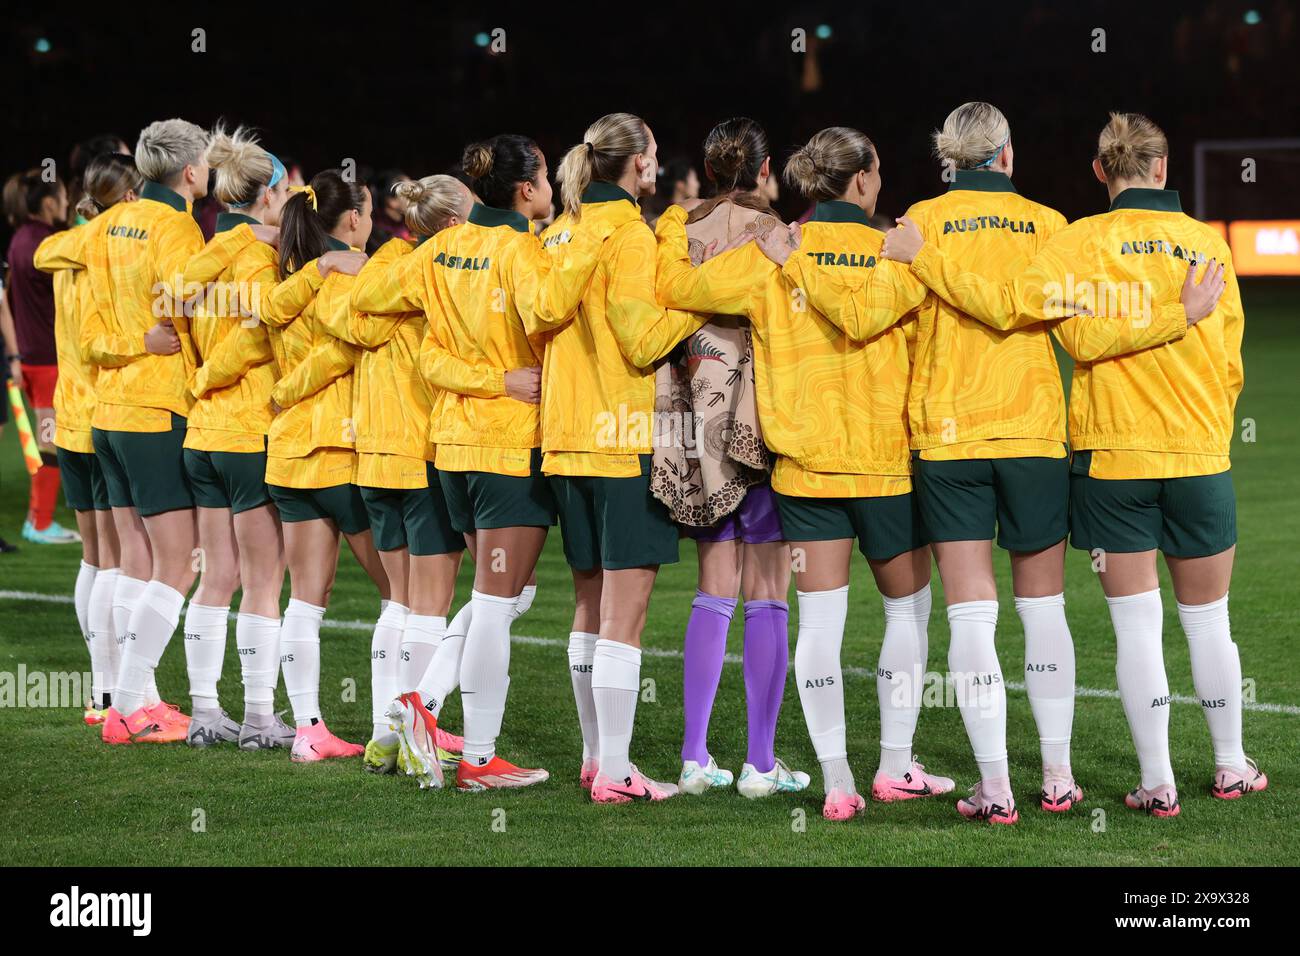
291;184;318;211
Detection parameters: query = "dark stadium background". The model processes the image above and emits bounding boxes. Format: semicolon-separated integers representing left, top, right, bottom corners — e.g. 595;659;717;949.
2;0;1298;245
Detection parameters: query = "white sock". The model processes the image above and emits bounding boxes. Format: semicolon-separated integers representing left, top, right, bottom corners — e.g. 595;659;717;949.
878;585;930;779
513;584;537;619
460;591;516;765
401;614;446;692
111;574;147;703
591;638;641;782
567;631;600;761
795;586;854;794
418;601;470;716
236;611;280;720
184;602;230;710
75;561;97;661
1016;593;1076;771
371;601;406;738
1107;589;1174;790
281;598;325;726
948;600;1008;785
115;581;186;716
1179;594;1245;770
87;567;118;706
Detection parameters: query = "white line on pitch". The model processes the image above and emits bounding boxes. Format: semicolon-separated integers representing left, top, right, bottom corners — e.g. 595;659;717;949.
4;588;1298;717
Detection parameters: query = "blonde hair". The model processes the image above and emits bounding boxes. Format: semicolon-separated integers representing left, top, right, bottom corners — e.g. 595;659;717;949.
206;124;274;207
393;175;470;236
783;127;876;201
933;102;1010;170
557;112;648;219
1097;112;1168;181
135;118;209;184
76;154;143;220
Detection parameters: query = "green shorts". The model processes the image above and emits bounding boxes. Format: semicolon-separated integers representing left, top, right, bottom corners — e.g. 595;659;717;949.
57;448;109;512
1068;451;1236;558
549;454;679;571
775;490;925;561
268;482;370;535
91;415;194;517
184;447;272;515
439;449;556;533
360;465;466;556
914;452;1068;552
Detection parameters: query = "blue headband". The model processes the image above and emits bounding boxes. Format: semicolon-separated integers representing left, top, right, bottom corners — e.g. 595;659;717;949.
228;152;287;207
974;135;1010;168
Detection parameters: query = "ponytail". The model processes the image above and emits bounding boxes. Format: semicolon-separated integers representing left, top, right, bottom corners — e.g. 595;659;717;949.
557;112;648;220
277;169;367;278
76;153;143;220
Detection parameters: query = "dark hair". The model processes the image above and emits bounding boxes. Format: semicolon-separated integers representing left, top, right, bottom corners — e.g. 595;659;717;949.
702;118;768;193
69;134;128;185
21;169;65;218
76;153;143;220
277;169;368;278
653;155;695;212
461;134;543;210
369;168;408;209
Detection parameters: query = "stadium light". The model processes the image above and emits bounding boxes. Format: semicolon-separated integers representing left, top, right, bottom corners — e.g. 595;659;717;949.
34;37;51;53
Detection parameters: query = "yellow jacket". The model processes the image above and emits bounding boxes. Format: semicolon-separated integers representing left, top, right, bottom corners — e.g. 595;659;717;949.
262;244;359;480
80;182;205;431
181;213;278;453
908;187;1240;477
534;183;706;476
656;202;916;497
352;204;600;476
33;223;96;452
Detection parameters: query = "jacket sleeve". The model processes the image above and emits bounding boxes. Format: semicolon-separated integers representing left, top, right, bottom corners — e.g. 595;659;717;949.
782;252;927;341
182;225;257;286
79;300;146;368
1220;265;1245;411
350;247;425;315
313;275;368;346
600;224;708;368
189;325;274;398
264;265;324;328
653;206;758;317
33;228;86;273
345;252;414;348
515;229;606;336
418;317;506;398
270;337;357;408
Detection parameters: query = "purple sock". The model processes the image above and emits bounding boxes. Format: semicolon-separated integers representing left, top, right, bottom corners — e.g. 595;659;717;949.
743;599;789;773
681;590;736;764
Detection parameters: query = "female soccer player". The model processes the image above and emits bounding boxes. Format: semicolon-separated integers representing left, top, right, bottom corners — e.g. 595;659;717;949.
650;117;807;799
33;153;142;721
297;173;477;776
179;126;291;749
354;136;569;791
87;119;212;746
533;112;708;803
761;104;1078;823
881;112;1251;818
262;169;390;762
657;127;948;821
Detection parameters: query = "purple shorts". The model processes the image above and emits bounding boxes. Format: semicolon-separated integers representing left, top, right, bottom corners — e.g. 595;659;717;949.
686;482;784;544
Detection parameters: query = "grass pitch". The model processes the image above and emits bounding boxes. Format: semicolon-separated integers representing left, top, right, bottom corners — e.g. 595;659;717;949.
1;281;1296;866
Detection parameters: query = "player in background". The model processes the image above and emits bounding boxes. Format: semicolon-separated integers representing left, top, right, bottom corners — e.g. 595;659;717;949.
33;154;143;722
650;117;808;799
262;169;390;762
659;127;946;821
882;112;1256;817
8;168;78;544
533;112;707;802
87;119;212;745
178;126;291;749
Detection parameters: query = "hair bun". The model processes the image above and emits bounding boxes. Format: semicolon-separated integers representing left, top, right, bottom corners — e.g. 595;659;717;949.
463;143;494;180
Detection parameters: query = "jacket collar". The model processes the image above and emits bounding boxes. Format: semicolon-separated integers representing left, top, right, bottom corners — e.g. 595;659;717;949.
468;203;530;233
216;211;259;233
325;235;350;252
948;170;1017;193
810;200;871;225
1109;187;1182;213
141;180;188;212
582;181;638;206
